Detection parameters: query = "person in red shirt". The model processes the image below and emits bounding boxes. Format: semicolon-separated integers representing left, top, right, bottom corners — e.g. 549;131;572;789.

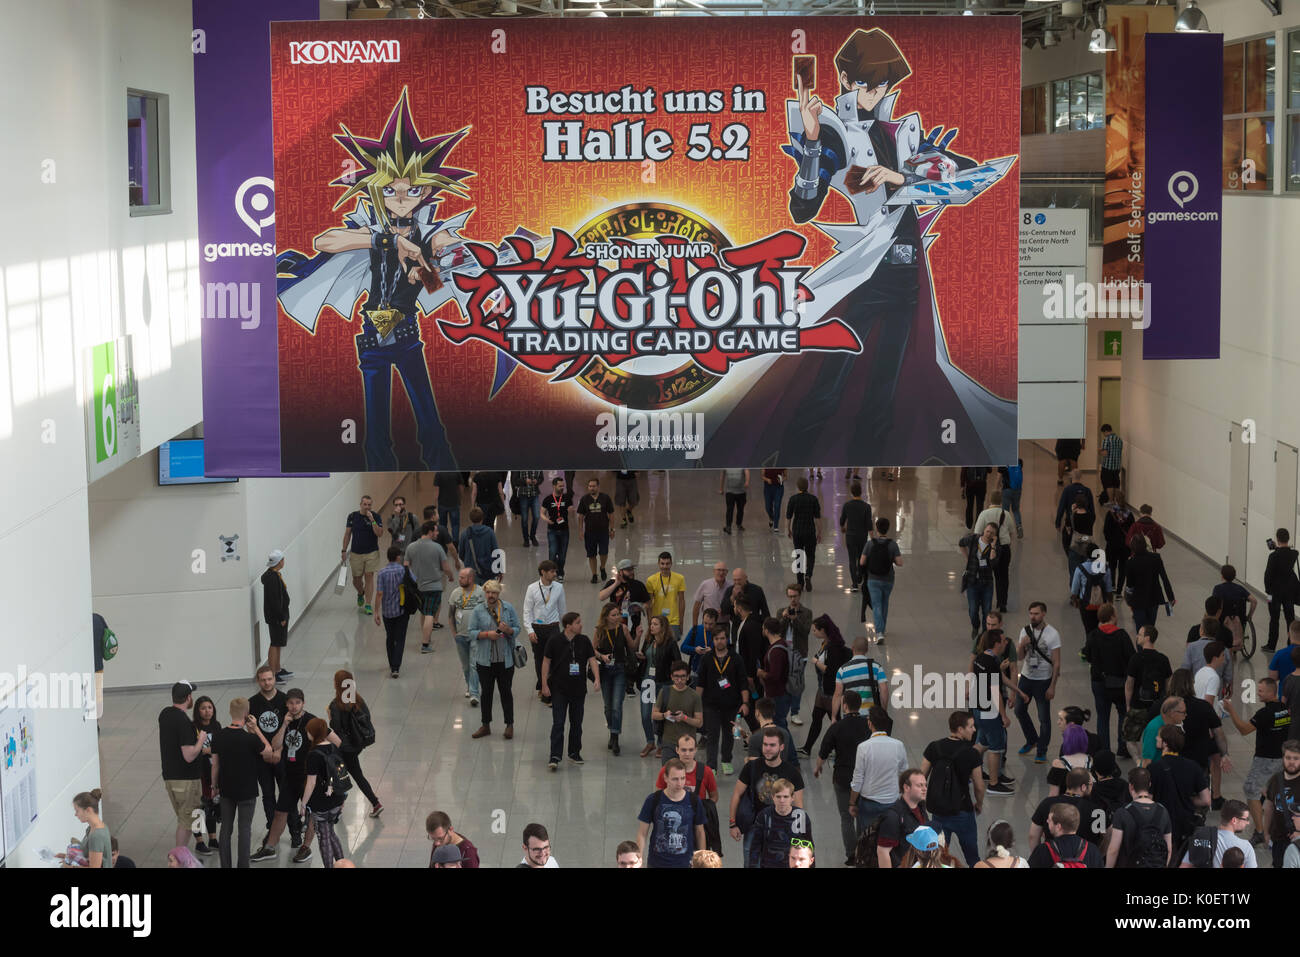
426;810;480;868
757;617;792;729
655;734;719;802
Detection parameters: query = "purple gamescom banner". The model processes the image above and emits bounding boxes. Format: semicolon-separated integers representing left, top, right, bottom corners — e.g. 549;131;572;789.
1143;33;1222;360
194;0;321;475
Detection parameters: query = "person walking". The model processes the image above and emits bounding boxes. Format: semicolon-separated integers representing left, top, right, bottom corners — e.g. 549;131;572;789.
447;567;484;707
432;471;466;541
1102;494;1135;596
542;611;598;770
996;459;1025;539
1014;602;1062;764
1062;494;1097;585
840;481;873;592
327;669;382;818
468;580;521;740
860;518;903;639
1264;528;1300;653
406;522;454;655
799;615;853;755
1083;603;1136;758
373;546;412;678
1125;504;1166;552
1099;424;1123;500
593;602;636;755
848;706;909;831
261;549;292;683
814;688;870;862
576;476;615;583
457;508;500;586
341;494;383;616
720;468;749;534
614;469;639;528
385;495;419;554
540;477;573;582
762;468;787;532
1071;552;1114;643
300;718;349;869
960;467;988;530
699;626;750;774
1055;438;1083;485
470;470;506;532
920;711;985;867
958;524;999;641
511;469;544;546
974;491;1013;613
778;583;813;726
1124;536;1175;632
523;560;566;706
786;476;822;591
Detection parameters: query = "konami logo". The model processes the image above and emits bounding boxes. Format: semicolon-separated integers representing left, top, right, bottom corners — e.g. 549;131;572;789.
289;39;401;65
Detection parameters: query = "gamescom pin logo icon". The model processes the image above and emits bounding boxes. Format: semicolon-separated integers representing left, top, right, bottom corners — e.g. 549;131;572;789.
235;176;275;236
1034;212;1046;225
1167;171;1199;209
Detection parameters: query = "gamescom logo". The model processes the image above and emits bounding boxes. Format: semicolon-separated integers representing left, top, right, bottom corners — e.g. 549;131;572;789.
1147;171;1219;223
288;39;401;65
235;176;275;236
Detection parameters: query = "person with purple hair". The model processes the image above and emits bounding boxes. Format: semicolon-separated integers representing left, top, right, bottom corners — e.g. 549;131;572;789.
1047;723;1097;797
167;846;203;868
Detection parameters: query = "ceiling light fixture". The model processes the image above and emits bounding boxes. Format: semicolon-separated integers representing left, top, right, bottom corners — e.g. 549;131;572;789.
1174;0;1210;31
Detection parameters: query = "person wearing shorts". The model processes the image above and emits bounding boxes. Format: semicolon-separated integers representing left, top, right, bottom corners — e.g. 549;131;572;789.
614;470;639;528
342;495;384;616
159;681;204;851
577;477;615;584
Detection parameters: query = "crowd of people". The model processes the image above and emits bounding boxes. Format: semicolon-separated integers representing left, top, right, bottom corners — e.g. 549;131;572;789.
63;460;1299;869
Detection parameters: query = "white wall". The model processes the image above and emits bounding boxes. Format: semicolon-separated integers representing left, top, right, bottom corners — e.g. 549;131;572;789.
0;0;201;867
243;471;406;647
1122;0;1300;588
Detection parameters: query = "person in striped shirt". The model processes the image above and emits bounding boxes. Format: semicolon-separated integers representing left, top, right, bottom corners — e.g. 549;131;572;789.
831;636;889;720
1099;424;1123;500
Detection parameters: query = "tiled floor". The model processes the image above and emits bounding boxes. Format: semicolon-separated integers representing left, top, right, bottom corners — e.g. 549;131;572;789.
98;443;1269;868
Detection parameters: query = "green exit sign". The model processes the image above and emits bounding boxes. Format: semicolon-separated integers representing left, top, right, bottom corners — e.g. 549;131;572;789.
1100;331;1123;359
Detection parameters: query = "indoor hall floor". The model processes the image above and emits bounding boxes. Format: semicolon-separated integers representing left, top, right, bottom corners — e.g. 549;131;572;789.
97;443;1274;868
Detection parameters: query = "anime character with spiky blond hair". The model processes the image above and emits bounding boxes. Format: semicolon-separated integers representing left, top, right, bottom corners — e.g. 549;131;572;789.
277;88;479;470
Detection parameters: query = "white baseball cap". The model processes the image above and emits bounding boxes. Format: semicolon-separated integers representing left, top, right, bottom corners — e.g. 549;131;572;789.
267;549;285;568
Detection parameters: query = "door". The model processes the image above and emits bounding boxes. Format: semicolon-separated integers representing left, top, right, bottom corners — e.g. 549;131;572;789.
1228;422;1252;572
1276;441;1299;540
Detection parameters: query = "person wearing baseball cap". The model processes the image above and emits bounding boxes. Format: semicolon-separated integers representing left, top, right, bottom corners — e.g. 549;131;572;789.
261;549;292;684
431;844;465;868
158;680;203;854
900;826;962;868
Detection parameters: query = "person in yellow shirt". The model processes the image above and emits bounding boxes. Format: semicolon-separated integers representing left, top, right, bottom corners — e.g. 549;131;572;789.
651;551;688;639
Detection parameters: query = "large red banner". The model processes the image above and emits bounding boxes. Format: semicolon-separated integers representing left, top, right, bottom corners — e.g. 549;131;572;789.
271;16;1019;471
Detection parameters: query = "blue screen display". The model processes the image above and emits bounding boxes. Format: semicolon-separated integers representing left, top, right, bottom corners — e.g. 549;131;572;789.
158;440;238;485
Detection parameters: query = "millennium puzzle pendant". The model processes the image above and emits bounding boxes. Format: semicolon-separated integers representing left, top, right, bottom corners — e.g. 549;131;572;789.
367;308;401;338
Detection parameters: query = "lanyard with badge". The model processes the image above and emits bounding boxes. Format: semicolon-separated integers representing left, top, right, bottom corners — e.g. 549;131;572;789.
656;573;675;616
714;653;732;690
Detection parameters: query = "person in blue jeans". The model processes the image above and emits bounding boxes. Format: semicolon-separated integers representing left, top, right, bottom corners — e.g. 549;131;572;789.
762;469;786;531
593;603;636;755
959;524;999;641
1014;603;1061;762
758;617;793;729
512;470;544;546
541;477;573;581
920;712;985;867
997;459;1025;538
447;567;484;705
861;518;903;643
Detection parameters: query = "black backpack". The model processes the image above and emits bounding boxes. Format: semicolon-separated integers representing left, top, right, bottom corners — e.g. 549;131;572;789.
1121;801;1170;868
400;567;423;616
853;816;883;868
926;743;968;817
314;746;353;796
866;538;893;577
650;788;709;853
1183;825;1218;868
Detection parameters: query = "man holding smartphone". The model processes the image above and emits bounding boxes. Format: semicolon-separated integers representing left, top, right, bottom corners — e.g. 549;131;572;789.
1264;528;1300;653
653;661;703;763
342;495;383;616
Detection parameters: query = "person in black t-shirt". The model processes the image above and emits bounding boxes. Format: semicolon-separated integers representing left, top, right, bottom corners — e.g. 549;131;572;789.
839;482;873;591
1028;768;1106;849
815;689;870;861
301;717;349;869
1264;529;1300;652
920;712;985;866
432;472;466;541
1223;677;1291;838
576;477;615;584
211;697;273;868
1147;725;1211;849
342;495;384;616
158;681;204;852
247;667;289;837
1105;766;1173;868
785;477;822;591
729;727;805;862
470;471;506;531
541;612;598;769
421;505;461;571
600;560;652;632
1125;625;1172;717
875;769;931;868
541;477;574;580
1027;803;1103;868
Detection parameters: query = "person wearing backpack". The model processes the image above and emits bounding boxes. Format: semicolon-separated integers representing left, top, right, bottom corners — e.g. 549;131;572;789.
1178;799;1256;867
1070;554;1113;645
300;717;350;869
327;669;382;819
1148;725;1211;851
747;779;813;868
458;507;501;585
1104;766;1173;868
1027;803;1103;868
637;759;708;868
1124;625;1171;733
1124;536;1175;633
996;460;1025;540
920;711;985;867
875;769;931;868
860;518;903;643
1083;603;1136;758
